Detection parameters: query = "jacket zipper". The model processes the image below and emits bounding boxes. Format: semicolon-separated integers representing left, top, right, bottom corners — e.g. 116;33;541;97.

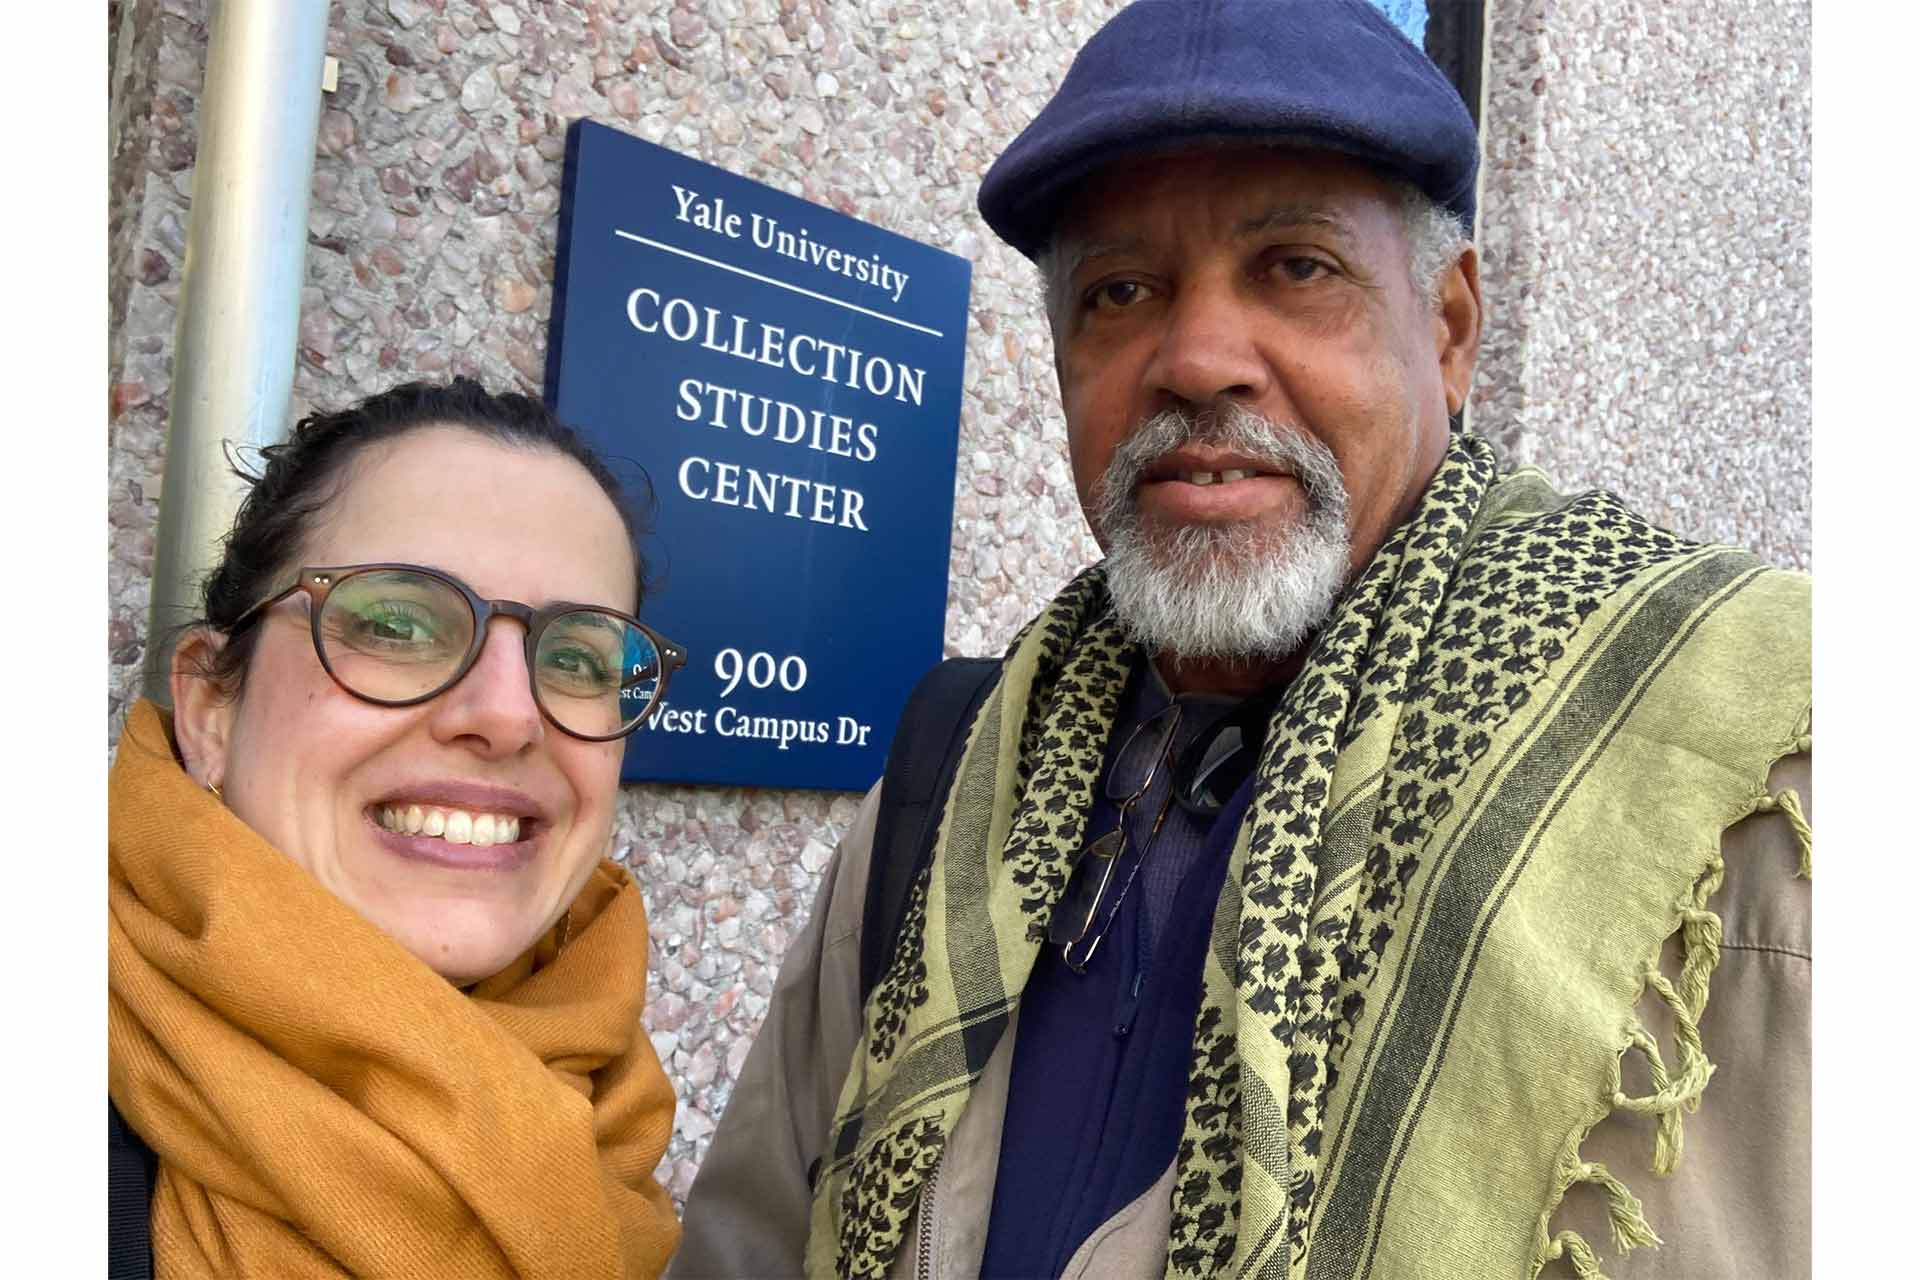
916;1155;941;1280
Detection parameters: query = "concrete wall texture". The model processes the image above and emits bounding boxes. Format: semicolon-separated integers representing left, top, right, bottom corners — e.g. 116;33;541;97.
107;0;1812;1203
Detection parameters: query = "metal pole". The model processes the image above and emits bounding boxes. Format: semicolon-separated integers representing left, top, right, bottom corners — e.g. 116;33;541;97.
141;0;331;704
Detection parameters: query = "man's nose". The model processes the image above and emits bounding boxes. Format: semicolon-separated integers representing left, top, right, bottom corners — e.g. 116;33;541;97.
429;617;545;756
1143;281;1272;408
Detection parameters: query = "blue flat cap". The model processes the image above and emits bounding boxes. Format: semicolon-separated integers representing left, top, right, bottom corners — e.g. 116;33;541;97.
977;0;1480;260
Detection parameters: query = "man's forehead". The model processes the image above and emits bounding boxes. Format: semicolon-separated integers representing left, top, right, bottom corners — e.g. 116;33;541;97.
1056;147;1399;255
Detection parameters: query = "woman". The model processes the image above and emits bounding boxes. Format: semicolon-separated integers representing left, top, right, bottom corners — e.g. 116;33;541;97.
108;378;685;1277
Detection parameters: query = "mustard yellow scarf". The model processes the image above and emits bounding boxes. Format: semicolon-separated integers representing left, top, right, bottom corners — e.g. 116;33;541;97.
108;699;680;1278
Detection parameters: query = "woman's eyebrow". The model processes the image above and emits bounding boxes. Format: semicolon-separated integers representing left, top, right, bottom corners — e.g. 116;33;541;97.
555;610;625;635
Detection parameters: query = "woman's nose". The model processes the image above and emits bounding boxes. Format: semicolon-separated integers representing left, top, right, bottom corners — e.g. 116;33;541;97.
428;618;545;756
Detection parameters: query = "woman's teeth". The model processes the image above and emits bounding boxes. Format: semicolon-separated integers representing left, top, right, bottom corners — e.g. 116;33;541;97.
376;804;522;846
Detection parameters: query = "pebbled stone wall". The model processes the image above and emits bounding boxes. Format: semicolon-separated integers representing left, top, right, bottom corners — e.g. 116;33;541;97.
1475;0;1812;572
107;0;1811;1202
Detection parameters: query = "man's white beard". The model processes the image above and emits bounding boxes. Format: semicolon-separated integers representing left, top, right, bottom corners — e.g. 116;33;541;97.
1090;403;1352;662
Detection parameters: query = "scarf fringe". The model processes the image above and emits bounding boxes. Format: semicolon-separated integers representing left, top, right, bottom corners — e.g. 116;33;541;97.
1610;837;1724;1173
1580;1161;1663;1254
1531;1128;1664;1277
1536;731;1811;1276
1541;1229;1609;1279
1611;959;1717;1175
1533;853;1732;1275
1753;787;1813;879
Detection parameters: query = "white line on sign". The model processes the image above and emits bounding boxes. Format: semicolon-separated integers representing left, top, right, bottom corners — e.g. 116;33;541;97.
613;230;945;338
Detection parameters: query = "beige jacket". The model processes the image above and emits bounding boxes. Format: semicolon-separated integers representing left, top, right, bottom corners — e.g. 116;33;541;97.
671;756;1811;1279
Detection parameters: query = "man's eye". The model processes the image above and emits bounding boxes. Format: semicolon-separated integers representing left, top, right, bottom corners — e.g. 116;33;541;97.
1275;256;1333;283
1084;279;1151;311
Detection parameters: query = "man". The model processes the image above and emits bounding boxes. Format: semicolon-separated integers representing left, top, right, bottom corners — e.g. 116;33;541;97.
675;2;1811;1277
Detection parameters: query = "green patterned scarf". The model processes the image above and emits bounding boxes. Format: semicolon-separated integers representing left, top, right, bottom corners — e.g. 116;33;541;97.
807;433;1811;1279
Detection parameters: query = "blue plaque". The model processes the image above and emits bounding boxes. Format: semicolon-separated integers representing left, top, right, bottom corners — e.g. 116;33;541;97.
547;120;971;791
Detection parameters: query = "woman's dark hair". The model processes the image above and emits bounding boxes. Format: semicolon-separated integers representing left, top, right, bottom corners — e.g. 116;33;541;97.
191;376;651;698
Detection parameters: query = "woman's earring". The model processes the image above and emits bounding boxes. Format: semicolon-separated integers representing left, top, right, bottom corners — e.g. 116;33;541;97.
205;779;224;801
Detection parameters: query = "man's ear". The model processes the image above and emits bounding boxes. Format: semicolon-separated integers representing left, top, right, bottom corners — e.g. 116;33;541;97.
170;628;236;790
1434;245;1483;418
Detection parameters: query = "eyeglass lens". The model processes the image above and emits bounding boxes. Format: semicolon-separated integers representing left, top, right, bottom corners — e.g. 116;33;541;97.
316;568;662;738
1047;827;1127;951
1105;703;1181;809
1046;703;1182;959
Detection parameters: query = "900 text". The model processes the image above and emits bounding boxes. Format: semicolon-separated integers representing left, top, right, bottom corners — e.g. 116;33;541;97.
714;648;808;698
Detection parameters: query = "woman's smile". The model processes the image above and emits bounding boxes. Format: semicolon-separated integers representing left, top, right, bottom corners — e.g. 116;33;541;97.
368;805;537;871
366;776;547;869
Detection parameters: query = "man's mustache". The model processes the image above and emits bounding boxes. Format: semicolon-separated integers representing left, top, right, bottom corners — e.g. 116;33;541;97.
1093;403;1350;530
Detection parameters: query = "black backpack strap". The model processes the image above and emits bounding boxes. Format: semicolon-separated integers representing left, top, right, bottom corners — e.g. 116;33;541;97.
108;1100;157;1280
860;657;1003;1004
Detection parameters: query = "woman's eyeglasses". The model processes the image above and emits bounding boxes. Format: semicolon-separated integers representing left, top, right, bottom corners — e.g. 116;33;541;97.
228;563;687;742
